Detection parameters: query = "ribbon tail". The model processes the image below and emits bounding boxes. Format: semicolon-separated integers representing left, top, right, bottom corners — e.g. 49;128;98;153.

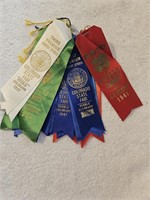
53;133;58;142
81;133;105;148
14;129;22;137
53;133;78;144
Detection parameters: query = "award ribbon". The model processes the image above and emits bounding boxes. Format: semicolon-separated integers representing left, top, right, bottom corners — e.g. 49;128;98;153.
1;28;47;131
41;80;75;140
65;45;105;141
0;19;72;121
76;26;143;120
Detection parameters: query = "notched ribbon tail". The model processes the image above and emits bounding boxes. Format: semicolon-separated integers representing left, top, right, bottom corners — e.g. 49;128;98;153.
81;133;105;148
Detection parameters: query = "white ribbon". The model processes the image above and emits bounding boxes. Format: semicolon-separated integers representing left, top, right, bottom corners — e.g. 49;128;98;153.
0;19;72;121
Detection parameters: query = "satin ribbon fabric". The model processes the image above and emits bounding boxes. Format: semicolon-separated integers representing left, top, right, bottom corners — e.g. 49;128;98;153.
42;45;105;144
65;45;105;140
0;22;142;147
41;80;75;139
76;26;142;120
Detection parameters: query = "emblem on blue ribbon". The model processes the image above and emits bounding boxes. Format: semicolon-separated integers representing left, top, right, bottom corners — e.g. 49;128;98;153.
64;45;105;141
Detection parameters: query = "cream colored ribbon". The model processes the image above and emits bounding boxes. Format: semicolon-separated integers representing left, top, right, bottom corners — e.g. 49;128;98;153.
0;19;72;121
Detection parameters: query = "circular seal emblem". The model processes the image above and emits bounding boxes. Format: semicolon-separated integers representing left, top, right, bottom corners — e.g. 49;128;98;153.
93;53;109;72
67;68;88;89
30;50;51;72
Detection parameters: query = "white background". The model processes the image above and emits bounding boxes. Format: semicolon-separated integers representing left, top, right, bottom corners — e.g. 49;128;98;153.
0;0;149;200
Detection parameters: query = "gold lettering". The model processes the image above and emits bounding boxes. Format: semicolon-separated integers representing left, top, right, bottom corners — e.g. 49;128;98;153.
81;108;95;118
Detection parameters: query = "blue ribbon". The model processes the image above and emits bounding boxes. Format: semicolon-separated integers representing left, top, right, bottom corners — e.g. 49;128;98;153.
41;99;56;136
64;45;105;140
14;129;22;137
41;80;75;139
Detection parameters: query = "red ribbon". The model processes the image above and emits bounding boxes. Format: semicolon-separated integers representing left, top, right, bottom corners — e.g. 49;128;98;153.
76;26;142;121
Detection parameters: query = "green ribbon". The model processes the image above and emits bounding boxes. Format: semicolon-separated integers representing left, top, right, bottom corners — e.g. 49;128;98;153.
1;28;47;130
1;28;74;142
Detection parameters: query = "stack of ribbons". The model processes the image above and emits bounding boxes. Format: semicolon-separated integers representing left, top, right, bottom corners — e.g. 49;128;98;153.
0;18;142;147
